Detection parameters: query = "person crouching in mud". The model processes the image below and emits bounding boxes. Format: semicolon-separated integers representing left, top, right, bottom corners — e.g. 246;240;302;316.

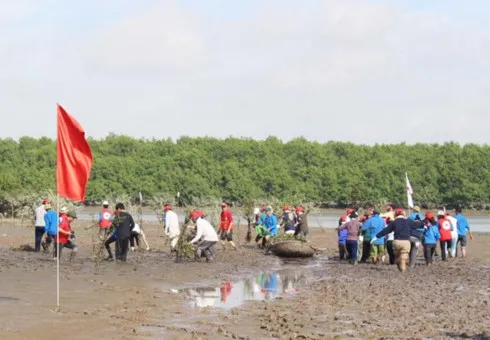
263;206;278;252
53;210;78;261
371;209;422;272
189;211;218;262
130;223;150;252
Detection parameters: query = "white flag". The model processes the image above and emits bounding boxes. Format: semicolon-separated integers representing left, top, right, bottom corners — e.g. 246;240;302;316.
405;172;414;208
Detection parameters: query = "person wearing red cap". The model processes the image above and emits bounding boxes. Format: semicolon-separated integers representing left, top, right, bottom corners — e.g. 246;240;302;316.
280;205;296;235
219;202;237;250
189;210;218;261
337;215;349;260
436;210;453;261
422;212;440;266
294;206;309;237
163;204;180;252
34;198;49;252
337;211;361;264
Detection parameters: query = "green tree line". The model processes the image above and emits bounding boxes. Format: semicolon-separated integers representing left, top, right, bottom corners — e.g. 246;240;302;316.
1;135;489;210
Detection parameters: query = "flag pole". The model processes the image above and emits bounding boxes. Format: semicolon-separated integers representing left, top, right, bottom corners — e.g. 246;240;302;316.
56;194;60;308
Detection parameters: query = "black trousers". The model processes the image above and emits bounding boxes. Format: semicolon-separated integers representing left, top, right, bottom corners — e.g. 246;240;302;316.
130;233;140;248
35;227;45;252
361;241;370;263
115;237;130;261
424;244;436;264
386;240;395;265
105;236;116;258
440;240;452;261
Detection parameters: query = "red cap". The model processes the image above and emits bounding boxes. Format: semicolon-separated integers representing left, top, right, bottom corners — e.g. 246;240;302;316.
260;205;267;212
346;208;354;215
189;211;200;220
425;211;434;220
395;208;405;216
295;206;304;213
360;216;367;223
42;198;50;204
163;204;172;211
283;205;290;211
340;215;348;222
196;210;205;218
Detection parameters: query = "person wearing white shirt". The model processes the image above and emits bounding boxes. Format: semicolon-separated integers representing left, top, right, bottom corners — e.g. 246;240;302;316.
446;213;458;258
189;211;218;262
163;204;180;251
34;198;49;252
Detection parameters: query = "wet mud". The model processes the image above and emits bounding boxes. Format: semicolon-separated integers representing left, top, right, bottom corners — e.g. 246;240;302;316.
0;223;489;339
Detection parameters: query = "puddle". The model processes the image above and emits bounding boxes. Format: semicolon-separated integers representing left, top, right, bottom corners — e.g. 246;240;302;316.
176;270;305;309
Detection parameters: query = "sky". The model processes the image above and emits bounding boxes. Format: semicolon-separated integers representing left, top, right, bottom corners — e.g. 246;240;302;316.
1;0;490;144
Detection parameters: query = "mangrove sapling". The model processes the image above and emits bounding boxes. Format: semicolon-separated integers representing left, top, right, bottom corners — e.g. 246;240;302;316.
175;221;196;262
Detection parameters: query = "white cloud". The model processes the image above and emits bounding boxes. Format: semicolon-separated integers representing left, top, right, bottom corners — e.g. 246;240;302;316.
1;0;489;144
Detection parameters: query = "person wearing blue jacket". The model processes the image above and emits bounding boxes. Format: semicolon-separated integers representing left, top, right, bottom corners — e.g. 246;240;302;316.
42;204;58;252
362;209;385;264
263;207;278;253
454;207;473;258
338;216;348;260
408;206;424;221
422;211;440;266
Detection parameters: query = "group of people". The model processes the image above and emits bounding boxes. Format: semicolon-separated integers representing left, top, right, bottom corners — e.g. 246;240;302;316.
33;199;241;263
336;205;473;272
34;198;78;260
253;205;309;248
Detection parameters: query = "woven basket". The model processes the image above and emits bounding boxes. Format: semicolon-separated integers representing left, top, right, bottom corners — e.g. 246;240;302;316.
270;240;315;258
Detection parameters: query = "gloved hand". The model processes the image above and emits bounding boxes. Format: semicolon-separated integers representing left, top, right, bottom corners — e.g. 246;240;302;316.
370;237;378;244
130;247;135;252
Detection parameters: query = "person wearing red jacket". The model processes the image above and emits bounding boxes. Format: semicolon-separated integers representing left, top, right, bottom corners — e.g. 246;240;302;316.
436;210;453;261
219;202;237;250
53;210;78;261
98;201;113;238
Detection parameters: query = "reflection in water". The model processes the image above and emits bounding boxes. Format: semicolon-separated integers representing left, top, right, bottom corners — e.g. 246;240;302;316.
180;271;303;309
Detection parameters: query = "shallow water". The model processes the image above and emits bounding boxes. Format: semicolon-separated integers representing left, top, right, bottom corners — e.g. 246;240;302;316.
175;269;307;309
76;210;490;232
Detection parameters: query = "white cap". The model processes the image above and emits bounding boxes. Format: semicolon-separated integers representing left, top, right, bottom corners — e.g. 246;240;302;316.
60;206;68;213
437;210;445;216
102;200;109;206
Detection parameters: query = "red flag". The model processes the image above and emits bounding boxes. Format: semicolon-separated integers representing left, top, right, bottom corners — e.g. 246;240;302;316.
57;104;93;202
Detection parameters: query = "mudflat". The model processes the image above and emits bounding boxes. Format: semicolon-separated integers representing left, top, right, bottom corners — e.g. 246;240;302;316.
0;223;489;340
